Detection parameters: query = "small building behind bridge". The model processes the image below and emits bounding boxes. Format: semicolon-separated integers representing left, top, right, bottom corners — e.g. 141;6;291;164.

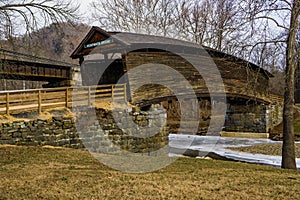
71;26;283;135
0;48;81;89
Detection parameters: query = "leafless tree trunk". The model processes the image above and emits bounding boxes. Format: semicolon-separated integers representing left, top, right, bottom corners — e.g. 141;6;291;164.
214;0;239;51
91;0;175;36
282;0;300;170
173;0;211;44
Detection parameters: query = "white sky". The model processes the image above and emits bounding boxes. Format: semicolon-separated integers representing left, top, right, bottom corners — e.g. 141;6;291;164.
76;0;93;12
75;0;96;24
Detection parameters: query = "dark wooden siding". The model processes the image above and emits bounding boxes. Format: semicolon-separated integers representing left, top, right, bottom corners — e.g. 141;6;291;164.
125;51;269;103
125;51;207;102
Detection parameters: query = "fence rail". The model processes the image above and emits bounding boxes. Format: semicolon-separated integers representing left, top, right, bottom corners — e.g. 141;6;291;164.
0;84;127;115
0;83;283;115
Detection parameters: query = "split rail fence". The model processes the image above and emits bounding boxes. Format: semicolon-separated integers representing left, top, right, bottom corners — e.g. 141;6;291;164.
0;84;127;115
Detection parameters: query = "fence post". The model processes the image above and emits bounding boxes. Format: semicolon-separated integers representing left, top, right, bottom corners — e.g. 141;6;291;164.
6;92;9;115
88;86;91;107
111;85;114;102
65;88;69;108
124;84;127;102
38;90;42;114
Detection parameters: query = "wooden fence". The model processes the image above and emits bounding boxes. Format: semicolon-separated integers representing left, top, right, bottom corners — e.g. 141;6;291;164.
0;84;127;115
0;82;283;115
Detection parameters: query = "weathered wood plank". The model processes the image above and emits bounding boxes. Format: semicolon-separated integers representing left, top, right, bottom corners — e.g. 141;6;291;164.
0;84;126;114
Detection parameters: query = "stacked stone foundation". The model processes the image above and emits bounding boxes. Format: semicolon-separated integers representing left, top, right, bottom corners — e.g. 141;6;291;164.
0;105;169;154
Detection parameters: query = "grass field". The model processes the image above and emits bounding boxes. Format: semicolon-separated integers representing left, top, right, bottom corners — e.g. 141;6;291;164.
0;145;300;199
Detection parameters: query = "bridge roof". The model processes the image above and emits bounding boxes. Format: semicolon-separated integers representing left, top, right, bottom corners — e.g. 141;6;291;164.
0;48;78;82
70;26;273;78
0;48;78;68
70;26;201;59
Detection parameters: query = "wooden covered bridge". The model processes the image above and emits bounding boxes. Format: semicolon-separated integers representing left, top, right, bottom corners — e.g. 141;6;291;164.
0;48;79;88
70;27;283;134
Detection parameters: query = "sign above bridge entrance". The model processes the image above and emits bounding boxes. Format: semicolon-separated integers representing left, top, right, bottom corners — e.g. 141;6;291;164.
84;38;114;49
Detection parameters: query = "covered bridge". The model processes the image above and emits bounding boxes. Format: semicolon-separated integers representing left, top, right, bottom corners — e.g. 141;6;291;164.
0;48;80;88
71;26;283;134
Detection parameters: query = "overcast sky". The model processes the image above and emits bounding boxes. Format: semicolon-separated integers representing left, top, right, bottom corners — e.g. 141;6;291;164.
75;0;93;19
75;0;104;26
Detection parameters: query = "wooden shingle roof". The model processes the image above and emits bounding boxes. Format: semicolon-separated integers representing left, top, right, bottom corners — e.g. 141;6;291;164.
71;26;273;78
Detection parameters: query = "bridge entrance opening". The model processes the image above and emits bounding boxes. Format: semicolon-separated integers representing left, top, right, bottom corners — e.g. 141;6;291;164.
98;59;126;85
81;56;126;86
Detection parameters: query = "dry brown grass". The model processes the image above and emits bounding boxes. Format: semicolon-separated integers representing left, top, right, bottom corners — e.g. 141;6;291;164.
0;145;299;199
0;108;75;123
0;104;131;123
93;101;134;110
0;114;19;123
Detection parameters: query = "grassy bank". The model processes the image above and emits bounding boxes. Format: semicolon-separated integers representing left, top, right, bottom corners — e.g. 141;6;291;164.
0;145;299;199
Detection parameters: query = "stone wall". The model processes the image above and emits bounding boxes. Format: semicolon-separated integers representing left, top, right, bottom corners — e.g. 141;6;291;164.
224;102;283;133
0;105;168;153
0;116;81;148
266;103;283;131
161;98;283;134
224;103;267;133
0;100;284;149
76;105;168;154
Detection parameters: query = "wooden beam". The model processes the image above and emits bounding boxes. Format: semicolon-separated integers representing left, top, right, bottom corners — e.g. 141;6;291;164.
124;84;127;102
38;90;42;114
88;86;91;107
65;88;69;108
6;92;9;115
111;85;114;102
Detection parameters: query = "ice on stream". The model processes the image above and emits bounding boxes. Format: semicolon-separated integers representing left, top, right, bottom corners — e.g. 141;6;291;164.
169;134;300;169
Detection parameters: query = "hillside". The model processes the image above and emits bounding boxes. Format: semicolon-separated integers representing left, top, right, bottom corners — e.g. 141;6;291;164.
269;70;285;96
1;22;90;64
270;105;300;141
0;22;90;90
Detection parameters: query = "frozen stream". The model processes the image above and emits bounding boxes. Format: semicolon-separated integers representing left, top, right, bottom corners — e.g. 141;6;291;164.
169;134;300;169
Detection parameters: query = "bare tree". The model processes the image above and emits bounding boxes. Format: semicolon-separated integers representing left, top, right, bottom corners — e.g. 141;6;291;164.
173;0;210;44
91;0;249;53
210;0;241;51
173;0;250;54
91;0;175;36
145;0;176;37
282;0;300;170
90;0;289;73
0;0;79;91
0;0;79;39
240;0;299;169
